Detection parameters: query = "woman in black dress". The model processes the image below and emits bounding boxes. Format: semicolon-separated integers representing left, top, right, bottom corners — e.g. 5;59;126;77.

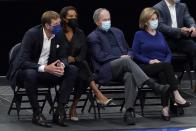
57;6;113;121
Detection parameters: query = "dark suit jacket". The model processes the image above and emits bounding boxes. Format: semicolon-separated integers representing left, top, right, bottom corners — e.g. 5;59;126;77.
56;28;95;86
7;25;67;89
87;27;129;84
56;28;87;64
154;0;196;39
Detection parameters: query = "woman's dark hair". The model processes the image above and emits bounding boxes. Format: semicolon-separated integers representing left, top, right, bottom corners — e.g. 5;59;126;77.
60;6;78;26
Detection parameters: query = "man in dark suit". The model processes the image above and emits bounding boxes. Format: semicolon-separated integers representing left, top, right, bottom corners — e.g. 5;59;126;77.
8;11;78;127
154;0;196;70
87;8;169;125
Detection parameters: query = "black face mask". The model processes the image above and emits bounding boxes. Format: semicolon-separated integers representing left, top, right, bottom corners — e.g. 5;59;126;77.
67;18;78;29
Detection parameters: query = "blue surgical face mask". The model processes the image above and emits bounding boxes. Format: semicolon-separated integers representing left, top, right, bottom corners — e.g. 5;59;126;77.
51;25;62;35
174;0;181;3
101;20;111;31
149;19;158;30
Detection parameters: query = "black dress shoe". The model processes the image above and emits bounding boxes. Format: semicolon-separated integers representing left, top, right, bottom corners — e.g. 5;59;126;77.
124;109;136;125
53;112;67;127
32;114;51;128
176;101;192;108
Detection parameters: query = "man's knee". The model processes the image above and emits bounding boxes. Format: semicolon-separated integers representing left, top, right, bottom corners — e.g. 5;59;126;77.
21;69;38;81
65;65;79;78
123;72;133;81
162;63;173;70
120;57;135;66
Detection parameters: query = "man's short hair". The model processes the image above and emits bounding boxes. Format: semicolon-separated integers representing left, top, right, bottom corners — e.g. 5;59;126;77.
139;7;159;29
93;8;109;23
41;11;60;26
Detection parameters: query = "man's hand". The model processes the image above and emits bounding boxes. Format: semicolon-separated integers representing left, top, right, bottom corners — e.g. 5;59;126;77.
149;59;161;64
121;55;130;58
190;27;196;37
181;27;191;37
44;60;64;77
189;27;196;33
68;56;76;63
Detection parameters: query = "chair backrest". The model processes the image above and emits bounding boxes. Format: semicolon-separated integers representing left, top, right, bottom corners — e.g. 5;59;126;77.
7;43;22;88
9;43;21;62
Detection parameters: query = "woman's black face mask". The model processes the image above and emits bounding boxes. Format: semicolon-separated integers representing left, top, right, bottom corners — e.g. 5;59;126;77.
67;18;78;29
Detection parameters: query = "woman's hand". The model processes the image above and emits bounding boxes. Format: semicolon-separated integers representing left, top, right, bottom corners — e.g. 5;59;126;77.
68;56;76;63
149;59;161;64
121;55;130;58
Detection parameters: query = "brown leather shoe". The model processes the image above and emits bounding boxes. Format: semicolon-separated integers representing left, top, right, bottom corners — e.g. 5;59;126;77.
32;114;51;128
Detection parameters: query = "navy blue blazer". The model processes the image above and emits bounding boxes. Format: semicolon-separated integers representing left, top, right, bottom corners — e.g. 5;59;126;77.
87;27;129;84
154;0;196;39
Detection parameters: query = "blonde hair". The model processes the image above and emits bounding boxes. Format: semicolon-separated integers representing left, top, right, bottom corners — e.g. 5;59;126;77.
139;7;159;29
41;11;60;26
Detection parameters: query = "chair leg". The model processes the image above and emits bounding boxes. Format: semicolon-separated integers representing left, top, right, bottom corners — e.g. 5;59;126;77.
47;90;54;114
97;104;101;118
49;95;57;114
176;70;184;85
120;99;125;112
139;90;146;117
50;88;59;114
8;95;16;115
186;69;193;89
87;90;97;119
81;94;88;113
40;95;47;113
88;104;92;113
16;95;22;120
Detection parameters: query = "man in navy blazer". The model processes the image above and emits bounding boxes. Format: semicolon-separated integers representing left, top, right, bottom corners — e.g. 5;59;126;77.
154;0;196;71
87;8;169;125
7;11;78;127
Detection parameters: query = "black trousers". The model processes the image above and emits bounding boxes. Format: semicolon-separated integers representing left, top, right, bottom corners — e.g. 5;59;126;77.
72;61;94;98
140;63;178;106
17;65;78;115
167;37;196;70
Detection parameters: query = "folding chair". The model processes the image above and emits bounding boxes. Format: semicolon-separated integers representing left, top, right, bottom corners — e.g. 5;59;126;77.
7;43;53;120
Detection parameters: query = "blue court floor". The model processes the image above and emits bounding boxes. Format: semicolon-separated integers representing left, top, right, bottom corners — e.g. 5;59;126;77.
113;127;196;131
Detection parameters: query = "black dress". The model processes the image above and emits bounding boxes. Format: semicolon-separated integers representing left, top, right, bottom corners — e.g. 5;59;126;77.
57;28;94;97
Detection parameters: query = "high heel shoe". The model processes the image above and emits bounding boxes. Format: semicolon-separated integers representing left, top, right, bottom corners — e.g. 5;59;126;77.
96;98;115;106
69;111;79;121
175;101;192;108
161;110;170;121
161;114;170;121
70;116;79;121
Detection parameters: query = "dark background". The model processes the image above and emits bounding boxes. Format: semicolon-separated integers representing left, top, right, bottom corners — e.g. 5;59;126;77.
0;0;195;75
